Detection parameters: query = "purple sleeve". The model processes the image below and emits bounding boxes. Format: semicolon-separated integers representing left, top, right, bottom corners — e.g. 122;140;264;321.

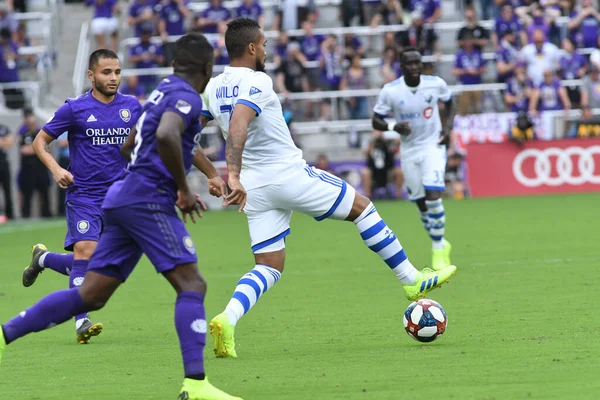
256;2;263;14
43;103;74;139
164;92;202;130
129;45;138;57
454;54;463;68
85;0;94;7
200;9;209;18
18;125;27;136
225;8;232;19
478;51;484;67
432;0;441;10
156;44;164;57
129;4;138;17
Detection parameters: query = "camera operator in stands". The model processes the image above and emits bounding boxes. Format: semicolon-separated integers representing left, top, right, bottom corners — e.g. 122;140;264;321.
360;130;403;199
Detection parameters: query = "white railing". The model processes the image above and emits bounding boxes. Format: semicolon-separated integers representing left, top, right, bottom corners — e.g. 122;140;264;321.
186;0;340;13
73;22;91;97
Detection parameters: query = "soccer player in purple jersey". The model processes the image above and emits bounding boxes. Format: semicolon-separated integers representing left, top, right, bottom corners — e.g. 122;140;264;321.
0;32;241;400
21;49;142;344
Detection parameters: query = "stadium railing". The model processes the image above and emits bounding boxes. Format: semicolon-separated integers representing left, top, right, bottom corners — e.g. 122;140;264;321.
73;22;91;97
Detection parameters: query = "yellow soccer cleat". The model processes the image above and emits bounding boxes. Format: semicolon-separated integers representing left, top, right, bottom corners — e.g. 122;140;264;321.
432;239;452;271
209;313;237;358
0;326;6;366
403;265;457;301
22;244;48;287
76;320;103;344
178;378;243;400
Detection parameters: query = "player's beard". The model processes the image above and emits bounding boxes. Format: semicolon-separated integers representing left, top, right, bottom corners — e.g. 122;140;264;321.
95;80;119;97
255;57;266;72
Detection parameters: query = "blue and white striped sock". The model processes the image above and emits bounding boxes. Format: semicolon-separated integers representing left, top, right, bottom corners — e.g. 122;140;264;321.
224;264;281;326
426;199;445;250
354;203;418;285
419;211;430;235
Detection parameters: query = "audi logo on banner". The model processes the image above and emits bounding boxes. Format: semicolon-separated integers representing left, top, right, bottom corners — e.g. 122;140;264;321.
512;146;600;187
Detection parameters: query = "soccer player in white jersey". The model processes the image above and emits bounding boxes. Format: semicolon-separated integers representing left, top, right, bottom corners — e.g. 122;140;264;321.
372;48;455;271
200;18;457;359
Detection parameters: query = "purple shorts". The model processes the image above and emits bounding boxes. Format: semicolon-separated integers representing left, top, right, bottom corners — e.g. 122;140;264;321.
87;203;197;282
64;200;103;251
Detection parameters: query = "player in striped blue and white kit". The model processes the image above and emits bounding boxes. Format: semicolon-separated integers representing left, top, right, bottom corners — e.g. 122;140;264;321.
201;18;458;359
372;48;455;271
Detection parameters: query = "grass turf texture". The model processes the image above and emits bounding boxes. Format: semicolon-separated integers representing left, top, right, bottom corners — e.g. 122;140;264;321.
0;193;598;400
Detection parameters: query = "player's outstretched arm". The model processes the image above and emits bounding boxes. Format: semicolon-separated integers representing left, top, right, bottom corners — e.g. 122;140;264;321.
33;130;73;189
439;99;455;146
192;148;228;199
372;113;411;135
156;111;189;191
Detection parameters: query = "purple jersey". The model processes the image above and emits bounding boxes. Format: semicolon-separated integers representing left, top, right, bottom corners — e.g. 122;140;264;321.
42;91;142;202
236;2;262;20
570;11;599;48
105;75;202;208
506;77;531;112
495;16;523;38
274;43;287;60
410;0;440;21
301;35;324;62
559;52;587;80
537;79;563;111
454;49;484;85
0;41;19;82
129;0;158;37
496;44;518;82
86;0;116;19
200;6;231;34
129;42;163;69
160;0;189;36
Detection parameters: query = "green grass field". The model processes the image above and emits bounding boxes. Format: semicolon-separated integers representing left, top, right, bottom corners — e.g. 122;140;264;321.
1;193;599;400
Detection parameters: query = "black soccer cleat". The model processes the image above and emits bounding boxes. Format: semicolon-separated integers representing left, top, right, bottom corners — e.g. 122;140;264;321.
22;244;48;287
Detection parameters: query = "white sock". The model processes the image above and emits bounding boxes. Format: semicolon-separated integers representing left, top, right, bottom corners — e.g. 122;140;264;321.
75;318;89;330
426;199;446;250
38;252;48;268
224;264;281;326
354;203;418;285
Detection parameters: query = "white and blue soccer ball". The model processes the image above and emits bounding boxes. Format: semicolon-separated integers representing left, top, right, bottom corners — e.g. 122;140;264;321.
403;299;447;342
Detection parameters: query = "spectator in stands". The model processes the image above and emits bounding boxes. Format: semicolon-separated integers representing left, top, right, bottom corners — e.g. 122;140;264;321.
273;0;317;31
319;34;344;120
381;46;402;84
520;28;560;85
495;29;519;83
397;10;438;58
517;2;560;44
360;130;402;199
504;62;533;112
559;37;588;106
509;111;535;143
128;0;158;37
457;4;489;52
409;0;441;25
276;41;309;98
55;132;69;217
529;68;571;115
315;153;334;174
590;36;600;70
444;152;466;199
478;0;496;20
236;0;264;28
383;31;399;52
0;123;14;221
159;0;190;64
213;22;230;65
0;27;18;82
492;3;527;49
128;28;165;94
196;0;231;34
0;3;17;35
343;33;364;62
340;0;365;27
272;30;289;68
370;0;403;27
580;65;600;120
340;54;370;120
14;22;36;68
86;0;120;52
120;75;146;100
567;0;600;49
300;21;324;63
18;107;51;219
453;31;486;115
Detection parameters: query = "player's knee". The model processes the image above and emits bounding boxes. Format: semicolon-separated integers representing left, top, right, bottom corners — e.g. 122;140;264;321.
346;192;372;221
79;288;110;311
254;250;286;273
425;190;443;201
73;240;98;260
165;264;207;295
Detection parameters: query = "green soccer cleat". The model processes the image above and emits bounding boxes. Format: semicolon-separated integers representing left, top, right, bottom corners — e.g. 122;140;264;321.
0;326;6;366
209;313;237;358
76;320;103;344
178;378;243;400
432;239;452;271
22;244;48;287
403;265;457;301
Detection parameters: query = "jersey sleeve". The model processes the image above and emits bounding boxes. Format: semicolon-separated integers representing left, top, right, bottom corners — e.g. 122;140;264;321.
372;87;393;116
164;91;203;130
200;89;214;120
437;77;452;102
236;72;275;117
43;102;74;139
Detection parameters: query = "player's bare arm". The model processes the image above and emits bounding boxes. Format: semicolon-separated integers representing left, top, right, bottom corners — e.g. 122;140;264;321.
120;127;137;161
371;113;411;135
33;129;74;189
193;148;228;199
439;99;454;146
225;102;256;211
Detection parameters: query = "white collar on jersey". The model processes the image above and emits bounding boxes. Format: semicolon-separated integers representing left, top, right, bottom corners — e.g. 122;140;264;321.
224;66;256;73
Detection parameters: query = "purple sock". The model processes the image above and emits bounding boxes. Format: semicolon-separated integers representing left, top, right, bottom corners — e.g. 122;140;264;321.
1;288;88;344
43;252;73;276
175;292;206;377
70;259;90;324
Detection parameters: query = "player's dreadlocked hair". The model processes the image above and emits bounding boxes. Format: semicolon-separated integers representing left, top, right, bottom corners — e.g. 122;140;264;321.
225;18;262;60
88;49;119;71
173;32;214;75
399;47;421;63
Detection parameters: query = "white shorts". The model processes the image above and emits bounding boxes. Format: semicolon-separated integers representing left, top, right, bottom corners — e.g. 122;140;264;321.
402;145;447;201
245;165;356;254
91;17;118;35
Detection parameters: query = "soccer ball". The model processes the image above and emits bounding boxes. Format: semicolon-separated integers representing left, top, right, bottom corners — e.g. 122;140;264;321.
403;299;447;342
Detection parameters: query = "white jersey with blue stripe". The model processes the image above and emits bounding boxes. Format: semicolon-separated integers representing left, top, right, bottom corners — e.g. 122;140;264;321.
373;75;452;159
201;66;304;190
